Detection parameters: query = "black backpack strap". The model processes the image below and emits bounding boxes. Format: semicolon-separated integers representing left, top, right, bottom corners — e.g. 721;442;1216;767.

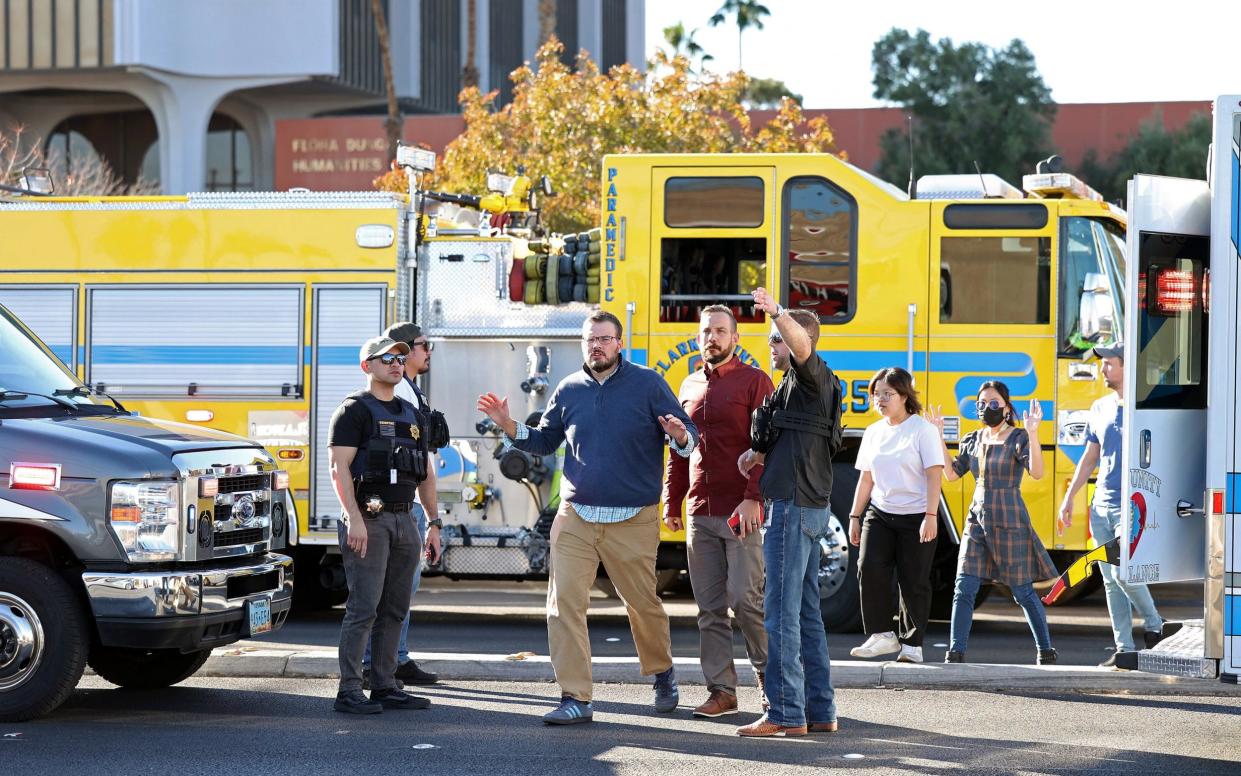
772;409;833;436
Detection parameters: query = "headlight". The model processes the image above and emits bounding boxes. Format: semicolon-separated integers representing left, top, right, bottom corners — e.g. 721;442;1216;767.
110;480;181;561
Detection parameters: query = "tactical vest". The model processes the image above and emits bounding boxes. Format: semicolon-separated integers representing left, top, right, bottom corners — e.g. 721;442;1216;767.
348;391;429;490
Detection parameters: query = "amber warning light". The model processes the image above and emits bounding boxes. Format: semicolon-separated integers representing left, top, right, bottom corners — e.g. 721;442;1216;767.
10;462;62;490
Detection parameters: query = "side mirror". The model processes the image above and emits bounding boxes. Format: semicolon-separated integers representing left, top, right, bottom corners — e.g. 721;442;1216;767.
1078;271;1114;341
541;175;554;196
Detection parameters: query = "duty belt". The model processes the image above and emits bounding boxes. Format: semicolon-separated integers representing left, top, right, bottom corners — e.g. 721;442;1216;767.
361;495;416;516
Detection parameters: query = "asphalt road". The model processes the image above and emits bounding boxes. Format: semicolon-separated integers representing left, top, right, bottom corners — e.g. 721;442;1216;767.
9;678;1238;775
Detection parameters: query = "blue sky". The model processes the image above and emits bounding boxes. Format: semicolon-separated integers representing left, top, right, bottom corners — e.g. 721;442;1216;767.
646;1;1237;108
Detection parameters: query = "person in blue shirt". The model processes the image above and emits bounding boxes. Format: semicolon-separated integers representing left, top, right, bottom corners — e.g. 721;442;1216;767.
477;310;698;725
1059;341;1167;666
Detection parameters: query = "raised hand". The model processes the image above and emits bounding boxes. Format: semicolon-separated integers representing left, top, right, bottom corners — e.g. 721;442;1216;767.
924;404;946;436
1023;398;1043;432
657;413;689;447
751;286;779;316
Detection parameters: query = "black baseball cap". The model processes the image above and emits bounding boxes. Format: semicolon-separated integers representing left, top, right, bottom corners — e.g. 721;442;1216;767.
385;321;423;344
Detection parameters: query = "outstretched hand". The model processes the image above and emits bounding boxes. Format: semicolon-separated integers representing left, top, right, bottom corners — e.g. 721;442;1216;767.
658;413;689;447
477;392;513;428
924;404;946;436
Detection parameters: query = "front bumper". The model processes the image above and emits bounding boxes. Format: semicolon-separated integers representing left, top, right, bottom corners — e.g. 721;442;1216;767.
83;553;293;651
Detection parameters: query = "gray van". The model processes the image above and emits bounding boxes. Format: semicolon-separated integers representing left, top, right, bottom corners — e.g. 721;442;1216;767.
0;302;293;720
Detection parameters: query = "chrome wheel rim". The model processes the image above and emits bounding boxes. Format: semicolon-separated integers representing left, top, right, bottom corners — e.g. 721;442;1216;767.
817;512;849;599
0;592;45;691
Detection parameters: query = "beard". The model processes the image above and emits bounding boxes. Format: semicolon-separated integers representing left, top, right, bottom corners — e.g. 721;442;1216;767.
771;353;790;372
703;345;731;366
588;351;619;372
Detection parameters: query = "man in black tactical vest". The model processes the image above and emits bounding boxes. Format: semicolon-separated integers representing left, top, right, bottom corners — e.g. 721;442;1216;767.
328;335;433;714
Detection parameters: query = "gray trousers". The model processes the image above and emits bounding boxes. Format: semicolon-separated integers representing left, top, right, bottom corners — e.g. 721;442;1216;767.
687;514;768;693
337;508;422;694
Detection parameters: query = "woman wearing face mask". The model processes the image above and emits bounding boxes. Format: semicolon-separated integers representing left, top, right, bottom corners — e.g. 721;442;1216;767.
927;381;1058;665
847;367;945;664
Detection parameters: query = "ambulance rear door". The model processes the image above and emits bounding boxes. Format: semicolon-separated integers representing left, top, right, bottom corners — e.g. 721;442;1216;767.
1122;175;1211;585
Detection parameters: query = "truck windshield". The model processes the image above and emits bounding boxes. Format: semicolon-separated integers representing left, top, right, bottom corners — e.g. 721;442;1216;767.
1058;216;1127;355
0;304;114;413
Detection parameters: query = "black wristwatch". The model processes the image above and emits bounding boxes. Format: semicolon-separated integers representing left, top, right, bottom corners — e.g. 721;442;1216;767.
427;517;444;530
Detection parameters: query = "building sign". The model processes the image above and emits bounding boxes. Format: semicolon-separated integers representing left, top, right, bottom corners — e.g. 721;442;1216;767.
275;116;465;191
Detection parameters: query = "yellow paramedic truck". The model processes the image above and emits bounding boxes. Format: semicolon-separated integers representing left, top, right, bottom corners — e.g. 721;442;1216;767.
599;154;1128;629
0;191;409;607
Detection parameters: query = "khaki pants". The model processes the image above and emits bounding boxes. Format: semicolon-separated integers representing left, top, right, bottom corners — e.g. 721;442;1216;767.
547;503;672;702
687;515;767;693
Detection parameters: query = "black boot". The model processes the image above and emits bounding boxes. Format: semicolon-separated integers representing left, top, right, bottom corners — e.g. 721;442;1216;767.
394;661;439;685
944;650;965;664
1037;648;1058;665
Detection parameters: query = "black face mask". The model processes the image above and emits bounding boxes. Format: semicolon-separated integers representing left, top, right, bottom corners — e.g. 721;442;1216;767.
981;407;1007;427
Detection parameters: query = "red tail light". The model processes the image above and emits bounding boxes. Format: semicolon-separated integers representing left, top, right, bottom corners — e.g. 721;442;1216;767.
1153;268;1196;314
1210;489;1225;515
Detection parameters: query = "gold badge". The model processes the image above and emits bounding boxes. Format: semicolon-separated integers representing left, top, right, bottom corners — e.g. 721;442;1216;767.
366;496;384;513
410;425;421;440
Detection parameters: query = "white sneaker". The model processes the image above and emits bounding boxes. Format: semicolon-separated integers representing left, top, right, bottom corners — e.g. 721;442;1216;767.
896;645;923;663
849;632;901;659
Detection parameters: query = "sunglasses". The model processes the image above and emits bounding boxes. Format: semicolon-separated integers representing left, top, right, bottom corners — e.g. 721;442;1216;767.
768;334;783;344
408;340;434;352
975;399;1004;411
369;353;408;366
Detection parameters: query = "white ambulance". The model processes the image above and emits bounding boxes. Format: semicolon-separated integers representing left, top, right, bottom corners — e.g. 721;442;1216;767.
1117;94;1240;683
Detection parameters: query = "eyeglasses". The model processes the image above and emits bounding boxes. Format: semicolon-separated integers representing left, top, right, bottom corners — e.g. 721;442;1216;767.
872;390;898;401
369;353;408;366
409;340;434;352
583;336;618;346
975;399;1004;411
768;334;783;345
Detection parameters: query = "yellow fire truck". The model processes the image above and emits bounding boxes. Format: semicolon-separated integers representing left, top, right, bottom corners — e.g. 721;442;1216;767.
598;154;1126;629
0;152;1125;629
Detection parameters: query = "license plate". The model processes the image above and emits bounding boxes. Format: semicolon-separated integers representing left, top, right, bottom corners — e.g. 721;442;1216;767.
247;596;272;636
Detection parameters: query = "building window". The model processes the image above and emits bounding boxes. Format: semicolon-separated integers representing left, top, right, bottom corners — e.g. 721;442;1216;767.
940;236;1051;324
205;114;253;192
601;0;627;71
783;177;856;323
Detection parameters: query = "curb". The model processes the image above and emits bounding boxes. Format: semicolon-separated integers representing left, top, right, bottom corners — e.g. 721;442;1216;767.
408;606;1122;638
199;649;1241;696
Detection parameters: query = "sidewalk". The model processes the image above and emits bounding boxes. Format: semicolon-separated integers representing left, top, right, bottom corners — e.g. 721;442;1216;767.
194;578;1239;696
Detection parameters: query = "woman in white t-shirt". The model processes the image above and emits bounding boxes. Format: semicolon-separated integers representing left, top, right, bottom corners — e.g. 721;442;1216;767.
846;367;945;664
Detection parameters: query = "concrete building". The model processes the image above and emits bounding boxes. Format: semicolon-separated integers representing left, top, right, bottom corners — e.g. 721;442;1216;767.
0;0;645;193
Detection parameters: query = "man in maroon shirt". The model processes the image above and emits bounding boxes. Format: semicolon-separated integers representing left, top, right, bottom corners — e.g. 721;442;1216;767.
664;305;775;718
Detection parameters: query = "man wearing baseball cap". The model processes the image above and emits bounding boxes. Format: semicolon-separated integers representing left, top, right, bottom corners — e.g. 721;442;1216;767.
327;335;434;713
357;321;442;688
1058;341;1170;666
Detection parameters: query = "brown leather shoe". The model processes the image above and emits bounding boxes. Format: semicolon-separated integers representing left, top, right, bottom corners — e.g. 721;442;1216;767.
736;715;808;737
808;721;839;733
693;689;739;718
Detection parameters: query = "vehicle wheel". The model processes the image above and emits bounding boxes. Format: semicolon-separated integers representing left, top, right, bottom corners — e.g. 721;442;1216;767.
88;647;211;690
819;465;863;633
0;557;89;722
929;579;993;619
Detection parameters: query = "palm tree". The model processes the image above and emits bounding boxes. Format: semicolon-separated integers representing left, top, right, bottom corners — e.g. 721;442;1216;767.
369;0;401;162
662;22;714;71
708;0;770;71
463;0;479;89
538;0;556;46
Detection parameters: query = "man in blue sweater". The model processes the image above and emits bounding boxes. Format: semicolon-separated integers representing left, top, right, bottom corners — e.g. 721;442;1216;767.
477;310;698;725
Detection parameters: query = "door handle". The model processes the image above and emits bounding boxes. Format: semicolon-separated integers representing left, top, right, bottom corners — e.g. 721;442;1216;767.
1140;429;1152;468
1176;500;1204;518
906;303;917;373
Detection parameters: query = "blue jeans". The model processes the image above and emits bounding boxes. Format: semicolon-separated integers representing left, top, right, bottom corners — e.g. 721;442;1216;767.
1089;504;1163;651
363;503;427;666
949;573;1052;653
761;499;836;727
